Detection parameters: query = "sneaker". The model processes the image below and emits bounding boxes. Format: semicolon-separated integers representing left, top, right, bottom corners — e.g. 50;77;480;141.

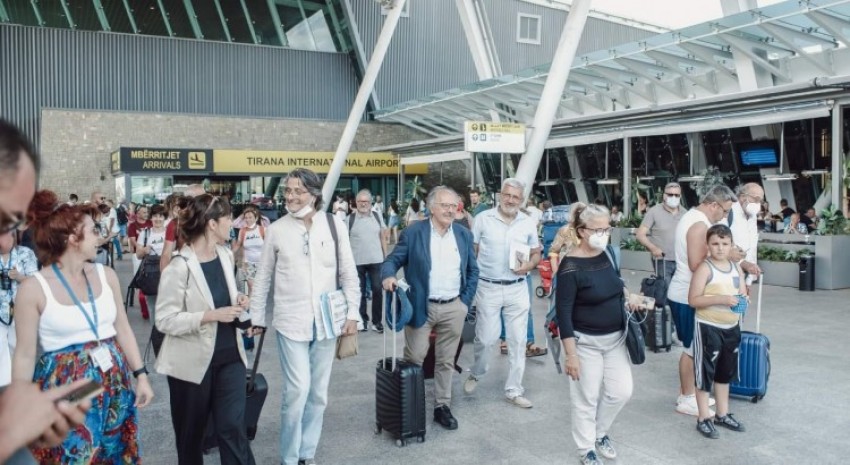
506;395;533;409
595;435;617;459
714;413;746;432
697;418;720;439
297;460;316;465
579;450;603;465
675;394;714;417
675;393;715;407
359;322;368;332
371;323;384;333
463;375;478;394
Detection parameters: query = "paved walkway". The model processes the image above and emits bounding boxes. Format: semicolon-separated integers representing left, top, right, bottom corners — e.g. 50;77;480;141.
118;257;850;464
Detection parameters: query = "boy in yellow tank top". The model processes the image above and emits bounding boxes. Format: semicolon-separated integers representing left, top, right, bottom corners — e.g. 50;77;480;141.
688;224;748;439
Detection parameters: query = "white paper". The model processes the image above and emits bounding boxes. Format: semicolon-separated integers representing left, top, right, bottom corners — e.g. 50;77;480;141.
509;242;531;271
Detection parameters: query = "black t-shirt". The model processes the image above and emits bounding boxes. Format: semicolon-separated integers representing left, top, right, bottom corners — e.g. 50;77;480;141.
555;252;625;339
200;256;240;365
781;207;795;219
799;215;814;227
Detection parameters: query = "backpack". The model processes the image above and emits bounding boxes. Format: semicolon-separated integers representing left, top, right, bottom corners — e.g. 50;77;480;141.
116;206;129;225
347;211;382;231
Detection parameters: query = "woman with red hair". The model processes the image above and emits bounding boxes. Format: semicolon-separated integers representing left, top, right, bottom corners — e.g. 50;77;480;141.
12;190;153;463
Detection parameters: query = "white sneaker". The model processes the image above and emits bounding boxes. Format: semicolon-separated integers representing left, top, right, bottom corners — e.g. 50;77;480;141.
675;394;714;417
676;393;716;407
506;395;533;409
463;375;478;394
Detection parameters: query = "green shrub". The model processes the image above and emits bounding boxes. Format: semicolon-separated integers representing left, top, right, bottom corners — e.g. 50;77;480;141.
620;238;648;251
757;245;814;262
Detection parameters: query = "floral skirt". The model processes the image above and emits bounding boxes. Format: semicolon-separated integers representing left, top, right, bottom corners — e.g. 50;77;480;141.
30;337;140;465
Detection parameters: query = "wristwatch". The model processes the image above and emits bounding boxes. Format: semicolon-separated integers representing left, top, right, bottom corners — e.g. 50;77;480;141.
132;366;149;378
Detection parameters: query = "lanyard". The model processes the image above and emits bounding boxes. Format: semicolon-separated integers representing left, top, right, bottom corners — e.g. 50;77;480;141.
51;263;100;341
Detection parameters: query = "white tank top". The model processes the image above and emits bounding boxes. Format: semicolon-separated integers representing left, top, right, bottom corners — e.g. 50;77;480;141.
241;225;264;263
34;264;118;352
667;208;711;304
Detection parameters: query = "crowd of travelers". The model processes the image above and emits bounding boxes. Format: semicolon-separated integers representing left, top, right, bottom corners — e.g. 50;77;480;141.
0;117;794;465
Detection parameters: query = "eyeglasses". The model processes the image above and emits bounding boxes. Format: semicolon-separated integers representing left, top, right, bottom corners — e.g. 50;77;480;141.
0;210;24;234
742;192;764;203
302;232;310;256
581;227;612;236
356;200;371;204
436;203;458;211
500;192;522;202
664;192;681;197
715;203;731;214
284;188;309;197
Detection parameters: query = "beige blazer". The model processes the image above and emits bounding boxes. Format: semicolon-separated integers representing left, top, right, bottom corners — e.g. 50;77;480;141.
154;244;247;384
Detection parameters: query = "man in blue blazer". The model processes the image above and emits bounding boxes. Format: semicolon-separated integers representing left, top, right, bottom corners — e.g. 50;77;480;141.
382;186;479;431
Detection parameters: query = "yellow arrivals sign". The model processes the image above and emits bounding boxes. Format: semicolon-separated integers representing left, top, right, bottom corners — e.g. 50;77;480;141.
213;150;427;175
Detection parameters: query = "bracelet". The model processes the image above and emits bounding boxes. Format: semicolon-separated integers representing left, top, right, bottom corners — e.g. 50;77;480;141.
565;353;578;358
132;367;149;378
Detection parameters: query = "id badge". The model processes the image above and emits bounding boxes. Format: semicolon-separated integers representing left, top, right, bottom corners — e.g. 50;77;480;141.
89;345;114;372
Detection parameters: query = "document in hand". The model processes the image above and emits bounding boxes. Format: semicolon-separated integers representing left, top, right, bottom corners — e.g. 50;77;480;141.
509;242;531;270
320;290;349;337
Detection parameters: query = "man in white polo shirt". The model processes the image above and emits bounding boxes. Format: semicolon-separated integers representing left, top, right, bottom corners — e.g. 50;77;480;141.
464;178;541;408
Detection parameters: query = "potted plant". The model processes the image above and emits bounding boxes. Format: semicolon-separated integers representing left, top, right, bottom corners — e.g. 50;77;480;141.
811;204;850;289
619;237;653;272
757;246;814;288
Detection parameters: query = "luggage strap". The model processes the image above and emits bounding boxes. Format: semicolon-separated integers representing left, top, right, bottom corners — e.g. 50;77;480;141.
247;330;266;393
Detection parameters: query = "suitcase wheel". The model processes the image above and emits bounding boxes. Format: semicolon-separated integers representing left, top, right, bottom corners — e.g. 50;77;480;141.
535;286;545;298
417;435;425;443
665;347;671;353
396;439;405;447
374;423;382;435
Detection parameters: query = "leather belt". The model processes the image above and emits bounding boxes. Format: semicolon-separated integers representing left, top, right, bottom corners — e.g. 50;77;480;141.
480;277;525;285
428;296;459;304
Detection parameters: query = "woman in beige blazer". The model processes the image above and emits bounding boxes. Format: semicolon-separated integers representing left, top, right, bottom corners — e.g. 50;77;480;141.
155;194;255;465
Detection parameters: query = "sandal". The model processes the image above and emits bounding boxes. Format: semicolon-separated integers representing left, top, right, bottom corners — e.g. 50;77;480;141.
500;341;508;355
526;343;548;358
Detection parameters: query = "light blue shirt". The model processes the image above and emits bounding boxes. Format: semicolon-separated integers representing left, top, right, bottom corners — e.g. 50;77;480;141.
0;245;38;323
428;220;461;300
472;208;540;281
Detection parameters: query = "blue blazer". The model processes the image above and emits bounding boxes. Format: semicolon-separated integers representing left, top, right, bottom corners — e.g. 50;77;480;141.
381;220;479;329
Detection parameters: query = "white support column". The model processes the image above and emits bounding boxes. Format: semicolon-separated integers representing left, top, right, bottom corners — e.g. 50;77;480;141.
622;137;631;215
321;0;407;204
564;147;590;203
514;0;593;195
831;104;845;213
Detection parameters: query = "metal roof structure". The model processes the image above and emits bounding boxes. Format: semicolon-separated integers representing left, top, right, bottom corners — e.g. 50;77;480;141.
374;0;850;138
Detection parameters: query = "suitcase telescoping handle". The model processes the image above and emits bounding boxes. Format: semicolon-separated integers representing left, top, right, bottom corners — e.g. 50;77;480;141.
653;256;666;279
754;273;763;333
382;289;398;372
247;330;266;392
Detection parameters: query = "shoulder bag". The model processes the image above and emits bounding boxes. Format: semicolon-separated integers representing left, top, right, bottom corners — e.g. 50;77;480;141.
323;213;358;359
604;245;646;365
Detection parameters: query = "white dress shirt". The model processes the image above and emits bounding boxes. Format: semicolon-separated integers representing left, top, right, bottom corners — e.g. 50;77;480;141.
249;213;361;342
428;221;461;300
472;209;540;280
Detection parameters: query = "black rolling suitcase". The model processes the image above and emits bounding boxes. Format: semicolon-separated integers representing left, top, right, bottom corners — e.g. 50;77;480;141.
641;259;673;352
203;330;269;453
375;290;426;447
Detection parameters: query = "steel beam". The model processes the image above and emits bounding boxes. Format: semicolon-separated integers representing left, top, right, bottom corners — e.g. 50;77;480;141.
645;50;720;93
90;0;110;31
183;0;204;39
29;0;44;26
0;1;8;23
267;0;288;46
121;0;138;33
59;0;75;29
614;57;687;98
211;0;232;41
157;0;174;36
757;23;833;75
240;0;259;44
808;10;850;49
717;34;791;82
675;42;736;80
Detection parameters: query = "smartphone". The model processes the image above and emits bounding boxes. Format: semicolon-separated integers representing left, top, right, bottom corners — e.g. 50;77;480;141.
59;380;104;405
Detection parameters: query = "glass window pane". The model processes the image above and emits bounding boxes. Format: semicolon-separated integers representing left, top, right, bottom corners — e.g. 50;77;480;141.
34;0;71;28
130;175;173;205
245;0;281;46
127;0;169;36
161;1;196;39
102;1;135;33
192;0;228;41
219;0;255;44
6;0;42;26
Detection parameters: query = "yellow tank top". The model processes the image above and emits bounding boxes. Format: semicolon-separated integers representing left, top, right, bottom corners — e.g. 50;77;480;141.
695;259;741;326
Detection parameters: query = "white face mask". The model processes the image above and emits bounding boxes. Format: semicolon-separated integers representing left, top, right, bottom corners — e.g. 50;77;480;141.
744;202;761;218
587;233;610;250
665;196;681;209
286;204;314;219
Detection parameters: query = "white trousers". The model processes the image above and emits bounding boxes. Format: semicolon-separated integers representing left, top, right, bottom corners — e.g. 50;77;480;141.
0;322;16;386
471;280;529;397
569;331;633;454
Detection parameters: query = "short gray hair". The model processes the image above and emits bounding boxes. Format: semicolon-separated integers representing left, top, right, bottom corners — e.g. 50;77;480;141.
283;168;324;210
501;178;526;196
700;185;736;205
356;189;372;201
664;182;681;191
426;186;458;209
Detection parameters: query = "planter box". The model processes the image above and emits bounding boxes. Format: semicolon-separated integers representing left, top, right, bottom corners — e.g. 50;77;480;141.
620;250;654;273
759;261;799;288
814;235;850;290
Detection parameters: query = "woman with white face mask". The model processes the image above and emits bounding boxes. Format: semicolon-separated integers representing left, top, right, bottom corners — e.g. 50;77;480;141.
555;202;640;465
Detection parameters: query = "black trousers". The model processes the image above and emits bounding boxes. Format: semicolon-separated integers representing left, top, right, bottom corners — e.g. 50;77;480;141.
357;263;383;326
167;360;255;465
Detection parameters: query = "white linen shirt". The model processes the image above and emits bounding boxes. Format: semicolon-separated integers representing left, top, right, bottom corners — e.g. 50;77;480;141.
429;221;462;300
472;208;540;280
722;201;758;266
249;213;361;342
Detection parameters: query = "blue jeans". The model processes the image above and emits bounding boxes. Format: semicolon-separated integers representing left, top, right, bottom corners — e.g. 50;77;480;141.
275;330;336;465
111;236;123;259
499;277;535;343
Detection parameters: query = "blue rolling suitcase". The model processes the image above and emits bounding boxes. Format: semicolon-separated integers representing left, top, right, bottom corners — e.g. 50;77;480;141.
731;278;770;403
541;221;566;256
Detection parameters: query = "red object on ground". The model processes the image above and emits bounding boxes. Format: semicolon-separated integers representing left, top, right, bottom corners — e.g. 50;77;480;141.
139;291;150;320
537;260;553;296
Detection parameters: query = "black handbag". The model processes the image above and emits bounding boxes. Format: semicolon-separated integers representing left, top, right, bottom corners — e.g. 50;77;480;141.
624;309;646;365
130;229;161;295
